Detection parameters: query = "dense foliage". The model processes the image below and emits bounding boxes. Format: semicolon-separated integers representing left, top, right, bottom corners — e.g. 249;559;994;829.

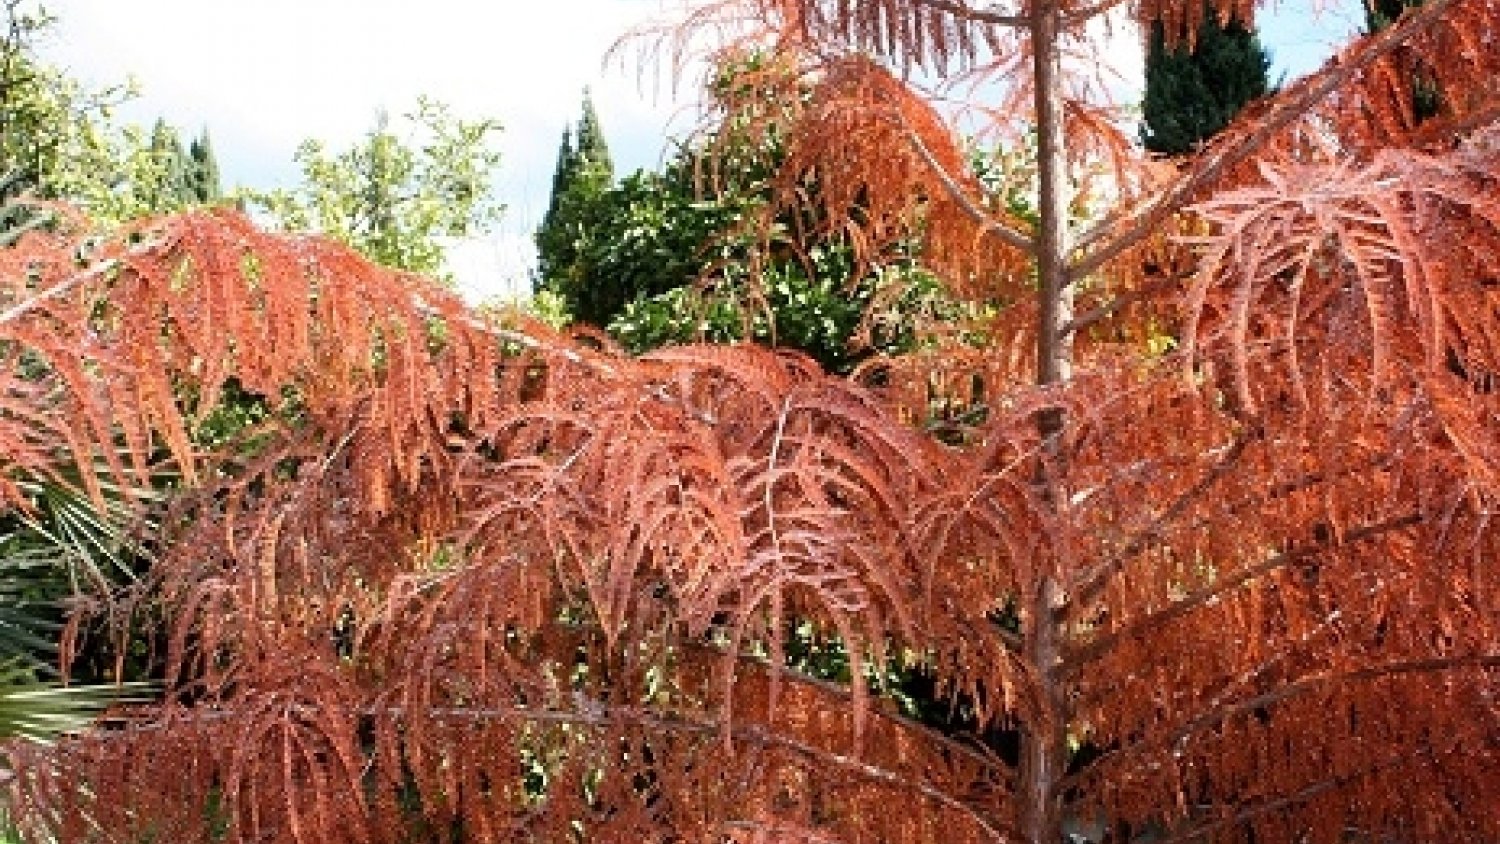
539;62;959;372
0;0;208;750
0;1;1498;843
134;119;222;212
1;1;128;235
535;89;616;318
255;98;503;279
1363;0;1441;122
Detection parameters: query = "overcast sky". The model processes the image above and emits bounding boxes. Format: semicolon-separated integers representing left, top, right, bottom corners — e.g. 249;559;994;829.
39;0;1360;302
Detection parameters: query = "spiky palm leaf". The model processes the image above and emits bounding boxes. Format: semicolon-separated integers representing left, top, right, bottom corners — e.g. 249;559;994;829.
0;663;145;744
0;461;158;745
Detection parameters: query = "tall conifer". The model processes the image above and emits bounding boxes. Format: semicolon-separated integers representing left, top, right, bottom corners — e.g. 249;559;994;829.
574;88;613;180
536;125;577;284
535;91;616;316
1140;4;1271;155
187;130;221;203
146;118;191;207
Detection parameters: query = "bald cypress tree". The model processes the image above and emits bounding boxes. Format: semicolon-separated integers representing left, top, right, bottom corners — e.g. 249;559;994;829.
1140;5;1271;155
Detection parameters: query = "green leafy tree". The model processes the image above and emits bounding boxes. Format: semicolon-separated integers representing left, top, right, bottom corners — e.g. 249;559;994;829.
1;3;230;237
256;98;503;279
131;122;223;212
136;118;191;211
0;0;137;237
542;64;956;373
600;161;950;372
552;161;742;330
1141;3;1272;154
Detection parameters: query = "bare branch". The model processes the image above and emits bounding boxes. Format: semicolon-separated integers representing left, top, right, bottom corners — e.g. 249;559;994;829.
895;110;1037;255
910;0;1028;28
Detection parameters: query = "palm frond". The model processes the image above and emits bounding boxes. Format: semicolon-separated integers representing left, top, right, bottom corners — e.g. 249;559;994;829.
0;662;148;743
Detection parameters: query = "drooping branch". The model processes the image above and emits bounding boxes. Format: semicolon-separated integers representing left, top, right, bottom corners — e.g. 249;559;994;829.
1061;511;1423;672
1152;748;1420;844
1165;652;1500;755
0;236;173;328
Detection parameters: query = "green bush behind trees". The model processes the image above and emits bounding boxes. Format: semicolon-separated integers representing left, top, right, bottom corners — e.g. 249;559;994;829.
535;89;949;373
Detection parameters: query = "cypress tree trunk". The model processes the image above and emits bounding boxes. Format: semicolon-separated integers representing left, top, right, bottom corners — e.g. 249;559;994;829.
1022;1;1073;841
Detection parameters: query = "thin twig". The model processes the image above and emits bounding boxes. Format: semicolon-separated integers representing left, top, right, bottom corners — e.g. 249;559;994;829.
911;0;1027;28
1060;269;1192;337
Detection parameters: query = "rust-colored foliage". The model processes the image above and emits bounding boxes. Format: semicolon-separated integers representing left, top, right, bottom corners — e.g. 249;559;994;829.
3;0;1500;842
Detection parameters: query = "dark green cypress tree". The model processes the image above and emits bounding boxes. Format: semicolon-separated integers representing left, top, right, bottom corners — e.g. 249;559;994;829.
535;125;578;285
1140;5;1271;155
186;130;222;203
534;91;616;323
573;88;613;180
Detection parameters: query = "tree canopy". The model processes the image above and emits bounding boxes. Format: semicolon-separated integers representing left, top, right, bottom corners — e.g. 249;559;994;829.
255;98;503;279
1;1;133;235
535;90;621;324
1;1;1498;843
